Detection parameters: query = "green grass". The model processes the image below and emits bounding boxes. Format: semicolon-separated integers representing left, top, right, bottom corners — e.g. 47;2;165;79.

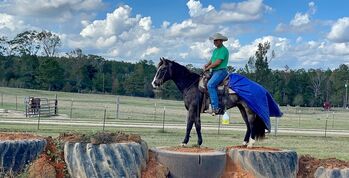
1;86;349;161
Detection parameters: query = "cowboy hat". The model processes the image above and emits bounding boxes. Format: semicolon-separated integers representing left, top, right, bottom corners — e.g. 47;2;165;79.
209;33;228;41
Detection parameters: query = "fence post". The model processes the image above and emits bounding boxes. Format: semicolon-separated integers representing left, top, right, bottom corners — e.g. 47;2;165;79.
298;109;301;128
332;111;335;128
162;106;166;132
70;99;73;121
274;117;279;136
55;94;58;115
325;119;328;138
25;97;28;118
103;106;106;131
16;95;18;110
154;101;157;121
116;96;119;119
1;93;3;107
37;109;41;130
218;115;221;135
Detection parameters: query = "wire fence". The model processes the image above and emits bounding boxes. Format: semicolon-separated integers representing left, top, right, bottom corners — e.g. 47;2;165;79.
0;92;349;137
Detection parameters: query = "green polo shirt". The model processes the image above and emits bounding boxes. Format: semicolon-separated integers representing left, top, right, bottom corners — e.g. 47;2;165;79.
210;45;229;71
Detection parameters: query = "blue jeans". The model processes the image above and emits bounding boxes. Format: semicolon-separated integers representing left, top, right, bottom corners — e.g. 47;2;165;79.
208;69;228;110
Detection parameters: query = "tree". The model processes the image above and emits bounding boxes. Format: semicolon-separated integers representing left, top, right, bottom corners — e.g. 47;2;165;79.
308;69;325;106
37;31;61;57
37;58;64;90
0;36;10;56
9;30;40;56
293;94;304;106
66;48;84;59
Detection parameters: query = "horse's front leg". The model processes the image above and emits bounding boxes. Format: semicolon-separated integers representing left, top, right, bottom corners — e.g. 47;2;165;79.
189;106;202;146
182;113;194;146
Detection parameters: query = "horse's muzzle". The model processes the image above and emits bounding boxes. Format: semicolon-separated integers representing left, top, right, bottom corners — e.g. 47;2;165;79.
152;80;161;88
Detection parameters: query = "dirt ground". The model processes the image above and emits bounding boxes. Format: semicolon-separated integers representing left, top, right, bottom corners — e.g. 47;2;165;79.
58;131;142;144
163;146;215;153
27;136;67;178
297;154;349;178
141;150;169;178
0;132;43;140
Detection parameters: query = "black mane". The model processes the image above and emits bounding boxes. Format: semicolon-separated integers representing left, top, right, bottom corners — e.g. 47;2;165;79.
162;59;200;94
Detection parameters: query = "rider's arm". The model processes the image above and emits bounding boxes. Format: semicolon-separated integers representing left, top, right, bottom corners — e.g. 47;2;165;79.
204;61;212;68
205;59;222;70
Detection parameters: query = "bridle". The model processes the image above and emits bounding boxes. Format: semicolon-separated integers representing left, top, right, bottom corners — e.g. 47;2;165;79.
154;63;169;87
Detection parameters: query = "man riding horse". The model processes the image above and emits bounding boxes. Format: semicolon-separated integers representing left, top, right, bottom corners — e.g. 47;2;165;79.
152;33;282;147
204;33;229;115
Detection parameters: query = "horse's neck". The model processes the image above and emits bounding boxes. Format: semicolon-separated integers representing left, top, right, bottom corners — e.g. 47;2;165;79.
171;69;199;94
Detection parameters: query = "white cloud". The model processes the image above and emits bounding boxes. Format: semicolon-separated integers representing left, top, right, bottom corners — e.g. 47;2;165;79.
187;0;214;17
1;0;104;22
276;2;316;33
0;13;25;32
165;19;215;39
308;2;316;15
142;47;160;58
327;17;349;43
290;13;310;26
232;36;289;62
186;0;271;24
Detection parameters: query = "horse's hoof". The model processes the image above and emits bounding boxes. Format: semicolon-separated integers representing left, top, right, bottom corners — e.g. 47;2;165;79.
242;141;248;146
180;143;187;147
247;138;256;148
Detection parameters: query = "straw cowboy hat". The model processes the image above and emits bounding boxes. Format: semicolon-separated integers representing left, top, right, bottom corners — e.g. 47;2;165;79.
209;33;228;41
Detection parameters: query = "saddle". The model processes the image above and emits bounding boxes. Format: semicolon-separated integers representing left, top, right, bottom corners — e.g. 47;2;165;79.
198;71;235;113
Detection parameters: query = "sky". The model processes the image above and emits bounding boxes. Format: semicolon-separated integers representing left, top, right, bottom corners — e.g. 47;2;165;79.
1;0;349;70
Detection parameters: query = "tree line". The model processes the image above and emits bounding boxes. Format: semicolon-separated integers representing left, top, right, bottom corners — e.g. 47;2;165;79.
1;31;349;107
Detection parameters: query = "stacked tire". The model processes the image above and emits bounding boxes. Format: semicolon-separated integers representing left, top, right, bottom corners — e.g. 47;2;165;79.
0;139;46;174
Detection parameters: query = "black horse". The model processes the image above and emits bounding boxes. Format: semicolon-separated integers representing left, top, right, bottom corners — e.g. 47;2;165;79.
152;58;266;147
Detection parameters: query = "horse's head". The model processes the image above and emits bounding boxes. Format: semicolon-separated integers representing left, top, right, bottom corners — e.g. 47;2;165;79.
152;57;173;88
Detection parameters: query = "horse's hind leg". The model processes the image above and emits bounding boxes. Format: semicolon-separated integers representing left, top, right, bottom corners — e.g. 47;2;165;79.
238;105;250;146
182;116;194;146
194;116;202;146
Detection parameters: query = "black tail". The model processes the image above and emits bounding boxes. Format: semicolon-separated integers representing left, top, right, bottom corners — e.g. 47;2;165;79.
254;116;266;140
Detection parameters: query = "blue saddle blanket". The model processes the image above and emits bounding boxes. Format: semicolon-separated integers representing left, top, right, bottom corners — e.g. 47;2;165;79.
228;73;283;131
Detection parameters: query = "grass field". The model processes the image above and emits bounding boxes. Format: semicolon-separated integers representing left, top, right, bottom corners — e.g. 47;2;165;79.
0;86;349;160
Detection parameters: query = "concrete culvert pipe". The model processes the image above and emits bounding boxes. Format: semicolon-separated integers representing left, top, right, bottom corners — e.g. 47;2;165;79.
151;147;226;178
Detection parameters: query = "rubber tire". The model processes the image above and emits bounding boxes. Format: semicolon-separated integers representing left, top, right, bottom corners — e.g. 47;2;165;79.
64;141;148;178
0;139;46;173
226;147;298;178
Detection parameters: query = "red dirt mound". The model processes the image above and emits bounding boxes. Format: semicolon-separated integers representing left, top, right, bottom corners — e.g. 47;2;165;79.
297;155;349;178
141;150;169;178
0;132;43;140
222;153;255;178
28;154;56;178
163;146;215;153
58;131;142;144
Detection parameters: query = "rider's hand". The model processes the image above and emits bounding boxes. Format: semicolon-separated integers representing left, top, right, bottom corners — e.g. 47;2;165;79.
204;64;210;71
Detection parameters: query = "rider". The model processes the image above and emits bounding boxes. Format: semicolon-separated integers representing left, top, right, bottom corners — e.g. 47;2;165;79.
204;33;229;115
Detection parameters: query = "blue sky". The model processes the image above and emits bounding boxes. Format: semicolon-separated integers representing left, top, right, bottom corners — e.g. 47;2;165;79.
1;0;349;70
